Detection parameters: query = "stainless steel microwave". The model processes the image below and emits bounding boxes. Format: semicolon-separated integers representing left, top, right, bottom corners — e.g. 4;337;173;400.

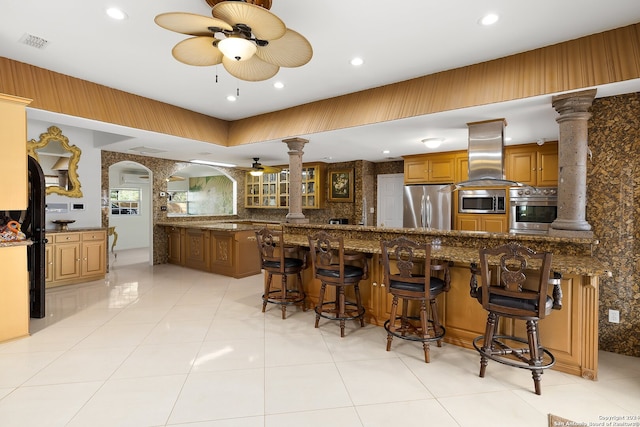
458;189;506;214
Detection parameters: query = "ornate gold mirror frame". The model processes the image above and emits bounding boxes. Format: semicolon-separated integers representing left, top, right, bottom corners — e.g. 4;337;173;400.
27;126;83;198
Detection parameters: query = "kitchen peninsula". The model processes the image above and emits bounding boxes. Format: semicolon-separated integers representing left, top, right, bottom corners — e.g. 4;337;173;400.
281;223;608;381
158;219;608;379
157;221;273;278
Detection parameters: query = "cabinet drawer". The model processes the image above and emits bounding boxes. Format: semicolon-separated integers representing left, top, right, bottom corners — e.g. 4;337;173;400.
54;233;80;243
82;231;106;241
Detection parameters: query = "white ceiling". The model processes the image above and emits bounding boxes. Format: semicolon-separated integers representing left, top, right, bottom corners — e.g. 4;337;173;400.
3;0;640;169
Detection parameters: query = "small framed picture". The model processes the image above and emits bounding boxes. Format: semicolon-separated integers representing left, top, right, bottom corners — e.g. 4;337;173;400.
328;169;353;202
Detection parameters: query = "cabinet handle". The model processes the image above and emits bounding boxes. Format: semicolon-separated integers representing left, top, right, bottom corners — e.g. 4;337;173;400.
539;167;543;171
372;282;377;287
66;237;70;240
532;168;536;171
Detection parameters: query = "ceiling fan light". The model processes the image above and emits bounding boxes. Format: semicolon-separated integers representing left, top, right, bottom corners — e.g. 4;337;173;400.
249;170;264;176
218;37;257;61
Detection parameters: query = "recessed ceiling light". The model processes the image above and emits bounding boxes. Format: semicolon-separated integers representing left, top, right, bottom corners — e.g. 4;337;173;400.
273;81;284;89
382;150;390;154
226;95;237;102
350;57;364;66
421;138;444;149
106;7;128;20
479;13;499;26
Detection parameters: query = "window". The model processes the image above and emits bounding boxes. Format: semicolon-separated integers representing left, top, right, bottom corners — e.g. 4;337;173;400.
110;188;140;215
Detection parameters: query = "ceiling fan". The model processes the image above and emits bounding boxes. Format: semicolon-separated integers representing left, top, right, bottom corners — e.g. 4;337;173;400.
237;158;281;174
154;0;313;82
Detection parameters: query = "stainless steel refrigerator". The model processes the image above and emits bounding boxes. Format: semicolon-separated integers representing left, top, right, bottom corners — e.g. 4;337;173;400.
403;184;452;230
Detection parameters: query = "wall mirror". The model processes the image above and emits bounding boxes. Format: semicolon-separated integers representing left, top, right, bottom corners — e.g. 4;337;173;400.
166;164;236;217
27;126;83;198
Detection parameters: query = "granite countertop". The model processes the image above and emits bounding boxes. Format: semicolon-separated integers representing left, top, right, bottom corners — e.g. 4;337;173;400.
157;221;272;232
0;240;33;248
283;223;597;245
45;227;107;234
283;234;610;277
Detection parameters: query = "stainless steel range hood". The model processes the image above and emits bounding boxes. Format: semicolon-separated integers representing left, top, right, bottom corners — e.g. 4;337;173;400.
442;118;523;191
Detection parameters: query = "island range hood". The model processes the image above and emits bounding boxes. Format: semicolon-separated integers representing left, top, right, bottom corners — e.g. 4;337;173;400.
442;118;524;191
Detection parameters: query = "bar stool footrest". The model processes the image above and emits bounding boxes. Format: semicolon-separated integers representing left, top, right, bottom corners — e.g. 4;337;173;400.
315;301;365;322
472;334;556;370
384;316;445;342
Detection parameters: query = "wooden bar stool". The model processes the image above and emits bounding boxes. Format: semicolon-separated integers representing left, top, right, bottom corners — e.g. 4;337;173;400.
307;231;367;337
380;236;450;363
255;227;307;319
472;242;561;395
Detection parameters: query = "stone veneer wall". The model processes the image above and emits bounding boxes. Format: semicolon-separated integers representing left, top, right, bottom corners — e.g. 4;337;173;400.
588;92;640;357
102;151;404;264
101;151;248;265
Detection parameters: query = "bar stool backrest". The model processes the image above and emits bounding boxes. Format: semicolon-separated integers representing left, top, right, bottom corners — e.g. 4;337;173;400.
478;242;553;319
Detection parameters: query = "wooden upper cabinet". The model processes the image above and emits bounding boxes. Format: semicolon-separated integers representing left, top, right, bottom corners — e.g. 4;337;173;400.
505;142;558;187
403;152;460;184
0;94;31;210
245;162;325;209
455;152;469;183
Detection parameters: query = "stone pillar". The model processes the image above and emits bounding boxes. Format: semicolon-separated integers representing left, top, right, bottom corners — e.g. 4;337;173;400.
283;137;309;223
548;89;596;237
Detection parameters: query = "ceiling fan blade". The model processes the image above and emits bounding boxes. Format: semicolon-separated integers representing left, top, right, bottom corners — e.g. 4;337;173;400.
155;12;232;36
172;37;223;66
223;55;279;81
255;29;313;67
212;2;286;40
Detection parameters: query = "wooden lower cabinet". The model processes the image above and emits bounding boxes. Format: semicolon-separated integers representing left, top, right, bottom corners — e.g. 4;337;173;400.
297;253;596;379
456;214;508;233
45;230;107;288
165;227;261;278
0;245;29;342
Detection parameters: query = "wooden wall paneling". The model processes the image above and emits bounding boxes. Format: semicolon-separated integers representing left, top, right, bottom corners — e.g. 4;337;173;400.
1;23;639;148
0;57;229;144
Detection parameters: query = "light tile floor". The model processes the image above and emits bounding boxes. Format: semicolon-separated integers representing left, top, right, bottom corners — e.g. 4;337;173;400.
0;256;639;426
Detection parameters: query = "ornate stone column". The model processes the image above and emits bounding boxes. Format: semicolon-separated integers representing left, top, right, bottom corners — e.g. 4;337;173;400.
549;89;596;237
283;137;309;223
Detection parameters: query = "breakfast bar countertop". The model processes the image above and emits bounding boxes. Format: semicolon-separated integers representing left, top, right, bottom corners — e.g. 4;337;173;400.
282;223;610;278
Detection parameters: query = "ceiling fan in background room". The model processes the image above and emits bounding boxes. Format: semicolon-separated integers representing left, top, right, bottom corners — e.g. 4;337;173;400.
236;158;282;176
154;0;313;82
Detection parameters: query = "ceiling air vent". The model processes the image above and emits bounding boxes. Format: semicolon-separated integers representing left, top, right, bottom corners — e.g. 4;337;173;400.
19;33;49;50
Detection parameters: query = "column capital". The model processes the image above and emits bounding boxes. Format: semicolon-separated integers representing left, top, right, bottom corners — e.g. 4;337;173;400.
552;89;597;116
283;137;308;153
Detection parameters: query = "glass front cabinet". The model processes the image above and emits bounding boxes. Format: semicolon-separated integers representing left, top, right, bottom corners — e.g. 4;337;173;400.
245;163;325;209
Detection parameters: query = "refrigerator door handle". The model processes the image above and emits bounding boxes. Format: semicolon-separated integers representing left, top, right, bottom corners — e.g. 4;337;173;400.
425;194;432;229
420;194;425;228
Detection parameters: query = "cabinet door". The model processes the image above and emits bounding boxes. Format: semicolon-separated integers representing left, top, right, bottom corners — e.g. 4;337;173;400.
455;153;469;183
482;216;508;233
506;149;536;185
210;232;234;276
404;159;429;184
167;228;183;264
82;239;106;277
54;242;81;282
456;215;480;231
537;148;558;186
428;156;455;183
185;229;210;271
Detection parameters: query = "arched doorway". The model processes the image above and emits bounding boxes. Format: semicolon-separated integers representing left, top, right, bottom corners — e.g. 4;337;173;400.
107;161;152;266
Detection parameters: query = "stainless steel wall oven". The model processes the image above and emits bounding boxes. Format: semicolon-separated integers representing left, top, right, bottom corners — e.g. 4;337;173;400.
509;187;558;234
